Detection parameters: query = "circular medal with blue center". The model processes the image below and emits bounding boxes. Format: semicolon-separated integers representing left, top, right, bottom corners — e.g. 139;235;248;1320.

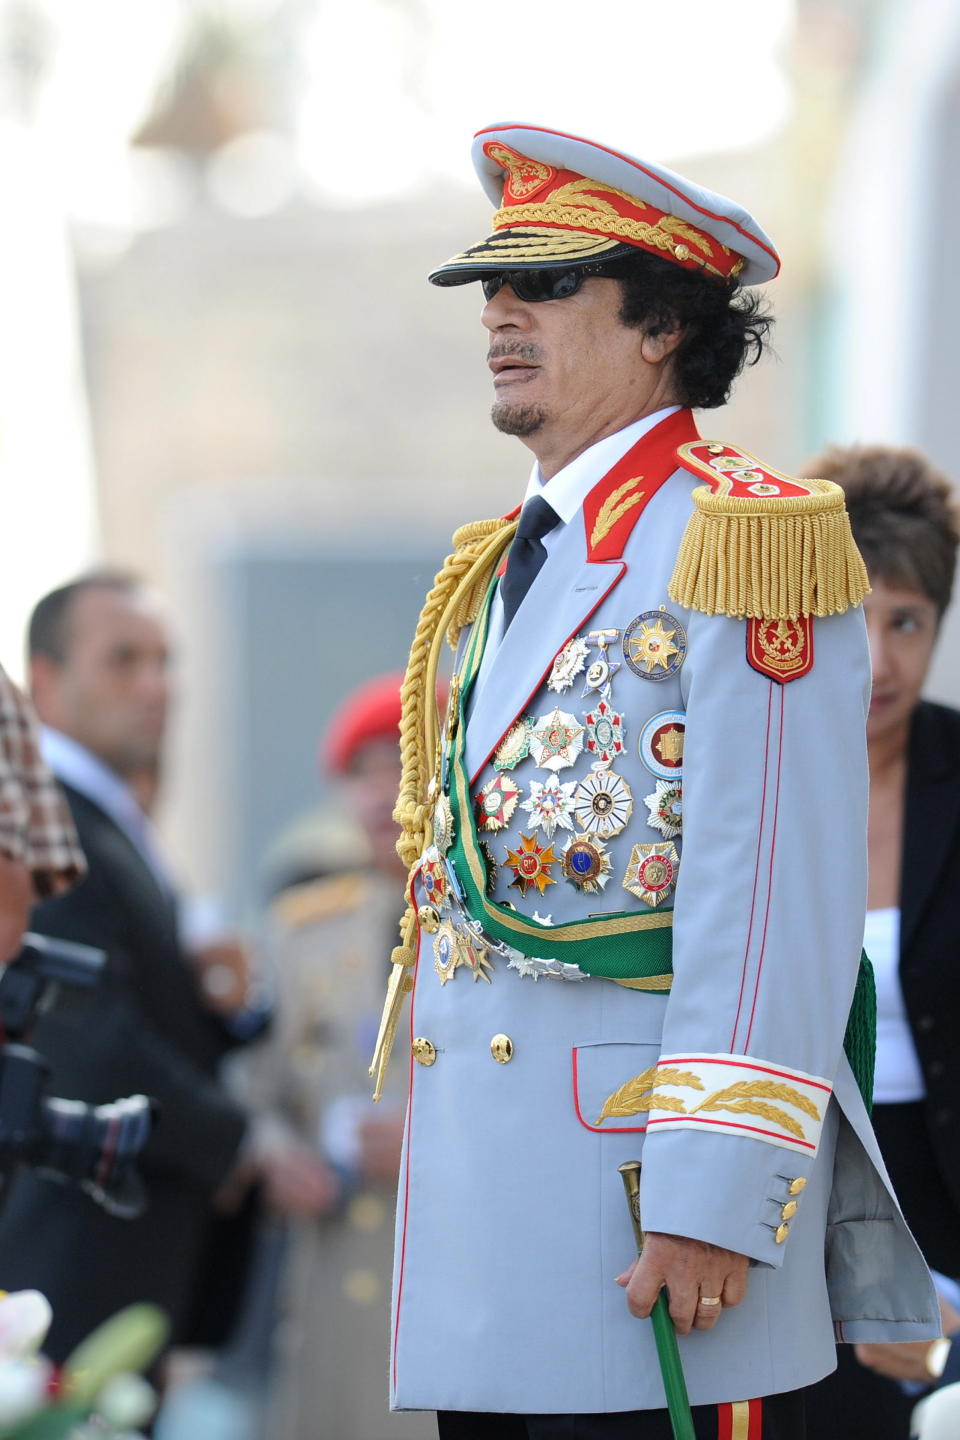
561;834;612;893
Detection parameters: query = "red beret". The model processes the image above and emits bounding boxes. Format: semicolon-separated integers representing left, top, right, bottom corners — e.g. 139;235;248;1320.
322;672;405;776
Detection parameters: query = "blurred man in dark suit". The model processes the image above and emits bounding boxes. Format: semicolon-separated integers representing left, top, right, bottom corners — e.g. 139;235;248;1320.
0;572;325;1361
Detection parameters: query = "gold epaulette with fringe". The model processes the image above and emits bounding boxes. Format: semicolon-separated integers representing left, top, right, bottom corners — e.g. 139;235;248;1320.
668;441;869;620
271;871;366;932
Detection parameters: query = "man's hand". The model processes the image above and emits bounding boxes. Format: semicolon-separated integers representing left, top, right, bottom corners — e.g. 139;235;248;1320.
855;1339;943;1385
855;1291;960;1383
357;1110;405;1185
0;851;31;963
260;1142;340;1218
615;1231;750;1335
190;937;253;1015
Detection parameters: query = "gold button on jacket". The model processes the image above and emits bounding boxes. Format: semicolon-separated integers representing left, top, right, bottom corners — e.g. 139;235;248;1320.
417;905;441;935
412;1037;437;1066
490;1034;514;1064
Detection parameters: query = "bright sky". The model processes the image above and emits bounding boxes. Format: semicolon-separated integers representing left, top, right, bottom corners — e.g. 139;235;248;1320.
32;0;795;219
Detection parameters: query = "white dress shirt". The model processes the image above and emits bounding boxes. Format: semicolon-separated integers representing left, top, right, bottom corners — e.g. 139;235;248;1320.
39;727;176;894
473;406;681;698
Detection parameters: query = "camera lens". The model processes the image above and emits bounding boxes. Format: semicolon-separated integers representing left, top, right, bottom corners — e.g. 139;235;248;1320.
38;1094;154;1218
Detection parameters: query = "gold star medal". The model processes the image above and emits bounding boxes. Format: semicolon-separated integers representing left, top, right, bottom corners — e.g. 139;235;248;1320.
479;838;498;896
503;833;558;897
529;708;585;772
519;775;577;838
474;775;521;832
643;780;683;839
433;794;455;854
622;608;687;682
494;715;534;772
433;920;460;985
573;768;633;839
561;834;612;893
547;637;590;693
584;700;625;765
458;927;494;983
622;842;680;906
638;710;686;779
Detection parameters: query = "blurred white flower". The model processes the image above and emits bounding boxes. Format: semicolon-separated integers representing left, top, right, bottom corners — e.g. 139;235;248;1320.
0;1355;51;1426
0;1291;53;1357
96;1372;156;1429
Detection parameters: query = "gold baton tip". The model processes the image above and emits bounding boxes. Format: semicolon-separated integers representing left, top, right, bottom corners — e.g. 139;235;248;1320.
618;1161;645;1248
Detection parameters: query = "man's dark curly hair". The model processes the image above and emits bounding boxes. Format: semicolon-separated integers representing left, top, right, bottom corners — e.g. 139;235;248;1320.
600;251;774;410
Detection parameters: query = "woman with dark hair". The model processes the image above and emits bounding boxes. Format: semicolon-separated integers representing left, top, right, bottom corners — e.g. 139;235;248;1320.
803;444;960;1438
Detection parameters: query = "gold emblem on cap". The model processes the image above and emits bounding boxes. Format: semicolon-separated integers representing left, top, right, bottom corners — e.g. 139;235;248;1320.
484;141;556;201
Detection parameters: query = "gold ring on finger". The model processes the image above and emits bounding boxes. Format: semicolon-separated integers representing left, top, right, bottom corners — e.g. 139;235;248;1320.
698;1295;722;1307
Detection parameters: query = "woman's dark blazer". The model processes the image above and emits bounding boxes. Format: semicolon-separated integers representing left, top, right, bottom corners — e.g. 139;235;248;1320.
899;698;960;1209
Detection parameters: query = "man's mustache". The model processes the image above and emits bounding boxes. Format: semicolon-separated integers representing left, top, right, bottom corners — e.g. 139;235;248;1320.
486;341;544;365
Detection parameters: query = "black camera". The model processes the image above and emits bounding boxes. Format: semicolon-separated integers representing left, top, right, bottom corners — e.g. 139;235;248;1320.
0;932;154;1219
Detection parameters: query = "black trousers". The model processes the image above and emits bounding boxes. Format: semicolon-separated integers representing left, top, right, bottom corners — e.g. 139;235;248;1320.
438;1387;806;1438
804;1344;916;1440
870;1101;960;1277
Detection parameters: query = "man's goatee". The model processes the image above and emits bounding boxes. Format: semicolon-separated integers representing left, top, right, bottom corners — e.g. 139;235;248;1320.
491;403;545;437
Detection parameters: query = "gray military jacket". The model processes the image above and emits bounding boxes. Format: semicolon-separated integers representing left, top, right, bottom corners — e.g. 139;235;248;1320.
390;410;938;1415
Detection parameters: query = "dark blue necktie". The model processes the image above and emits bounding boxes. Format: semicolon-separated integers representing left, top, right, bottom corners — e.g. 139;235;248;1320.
500;495;561;630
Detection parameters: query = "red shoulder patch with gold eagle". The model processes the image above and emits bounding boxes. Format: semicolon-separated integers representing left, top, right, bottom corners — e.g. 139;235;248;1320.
746;616;814;684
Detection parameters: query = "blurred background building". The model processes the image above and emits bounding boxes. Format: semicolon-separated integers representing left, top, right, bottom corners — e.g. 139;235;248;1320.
1;0;958;924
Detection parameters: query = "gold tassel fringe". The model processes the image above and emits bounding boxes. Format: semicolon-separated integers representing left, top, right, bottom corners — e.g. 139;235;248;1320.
668;484;870;620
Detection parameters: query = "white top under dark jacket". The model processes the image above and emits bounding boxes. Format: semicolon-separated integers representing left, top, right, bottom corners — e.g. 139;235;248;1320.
867;905;926;1104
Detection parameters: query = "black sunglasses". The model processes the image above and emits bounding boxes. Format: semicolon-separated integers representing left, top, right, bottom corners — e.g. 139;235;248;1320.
480;263;618;303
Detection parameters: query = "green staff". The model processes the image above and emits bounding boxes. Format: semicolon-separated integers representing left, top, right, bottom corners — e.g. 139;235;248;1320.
618;1160;696;1440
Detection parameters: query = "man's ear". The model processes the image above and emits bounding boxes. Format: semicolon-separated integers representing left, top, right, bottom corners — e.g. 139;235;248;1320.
28;653;63;716
640;324;684;365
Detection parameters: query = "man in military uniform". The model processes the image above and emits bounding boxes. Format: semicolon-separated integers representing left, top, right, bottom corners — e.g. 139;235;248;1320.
243;675;426;1439
371;124;939;1439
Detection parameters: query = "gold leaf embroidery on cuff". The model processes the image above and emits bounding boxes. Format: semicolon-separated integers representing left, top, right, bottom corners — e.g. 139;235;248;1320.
689;1081;822;1140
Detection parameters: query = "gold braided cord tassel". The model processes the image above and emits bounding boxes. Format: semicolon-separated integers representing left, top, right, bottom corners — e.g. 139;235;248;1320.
668;485;870;620
370;516;516;1097
392;517;515;871
445;517;515;647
